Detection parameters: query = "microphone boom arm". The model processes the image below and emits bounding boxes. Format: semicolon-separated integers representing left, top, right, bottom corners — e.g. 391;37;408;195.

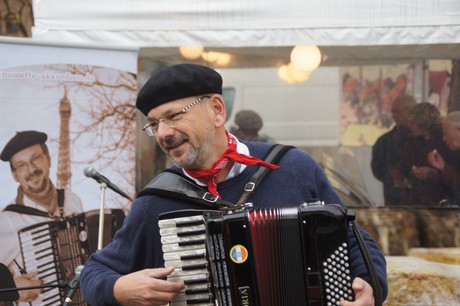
83;167;132;201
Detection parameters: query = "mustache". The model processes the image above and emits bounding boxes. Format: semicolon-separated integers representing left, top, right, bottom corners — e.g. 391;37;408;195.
26;169;43;180
162;135;188;148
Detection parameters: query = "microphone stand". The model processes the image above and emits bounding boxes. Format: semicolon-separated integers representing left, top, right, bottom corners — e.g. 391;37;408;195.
0;283;68;292
0;282;68;305
98;182;107;251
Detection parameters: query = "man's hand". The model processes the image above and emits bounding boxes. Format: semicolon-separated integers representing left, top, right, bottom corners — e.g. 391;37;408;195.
427;149;445;171
341;277;374;306
411;165;439;180
15;272;43;303
114;267;185;306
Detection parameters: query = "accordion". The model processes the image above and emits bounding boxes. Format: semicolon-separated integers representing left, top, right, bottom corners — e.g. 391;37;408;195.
159;203;355;306
18;209;125;306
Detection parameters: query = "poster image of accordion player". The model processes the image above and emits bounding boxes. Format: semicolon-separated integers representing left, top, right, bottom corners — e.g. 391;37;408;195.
80;63;388;306
0;130;84;305
0;130;126;306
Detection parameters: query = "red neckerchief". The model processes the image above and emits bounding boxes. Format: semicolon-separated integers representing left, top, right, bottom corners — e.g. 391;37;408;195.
184;132;279;198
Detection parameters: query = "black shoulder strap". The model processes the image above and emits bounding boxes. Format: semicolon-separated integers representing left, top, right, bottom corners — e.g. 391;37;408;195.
137;144;293;210
3;204;51;218
236;144;294;207
3;189;66;218
57;189;65;218
57;189;65;207
137;170;235;209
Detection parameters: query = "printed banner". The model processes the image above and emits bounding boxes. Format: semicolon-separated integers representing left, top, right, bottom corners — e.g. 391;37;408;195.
0;40;137;305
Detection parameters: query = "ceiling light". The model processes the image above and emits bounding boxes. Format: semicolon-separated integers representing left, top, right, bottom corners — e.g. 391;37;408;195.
287;62;311;83
202;51;233;67
179;46;204;60
290;45;322;71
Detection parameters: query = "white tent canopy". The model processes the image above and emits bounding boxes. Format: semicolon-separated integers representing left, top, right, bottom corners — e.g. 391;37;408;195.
23;0;460;205
32;0;460;48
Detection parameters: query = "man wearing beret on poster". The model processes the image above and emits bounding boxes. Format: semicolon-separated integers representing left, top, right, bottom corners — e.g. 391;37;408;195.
80;64;387;306
0;130;83;304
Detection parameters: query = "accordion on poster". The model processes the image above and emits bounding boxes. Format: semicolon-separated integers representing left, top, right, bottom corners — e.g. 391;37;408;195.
17;209;125;306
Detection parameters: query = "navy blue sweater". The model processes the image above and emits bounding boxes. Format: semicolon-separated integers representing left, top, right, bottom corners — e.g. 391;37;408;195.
80;142;388;305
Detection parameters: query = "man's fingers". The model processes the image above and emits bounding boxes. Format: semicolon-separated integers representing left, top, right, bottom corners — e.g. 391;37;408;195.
145;268;185;292
353;279;365;292
146;266;175;279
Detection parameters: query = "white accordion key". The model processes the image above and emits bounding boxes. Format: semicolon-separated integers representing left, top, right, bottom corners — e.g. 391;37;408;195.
161;240;206;253
160;231;206;245
158;214;205;228
163;249;206;262
160;223;205;236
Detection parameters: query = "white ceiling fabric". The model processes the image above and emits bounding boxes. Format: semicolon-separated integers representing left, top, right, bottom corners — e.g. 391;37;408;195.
31;0;460;47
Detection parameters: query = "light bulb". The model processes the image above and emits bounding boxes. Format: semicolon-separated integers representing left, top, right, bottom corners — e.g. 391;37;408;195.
290;45;322;71
287;62;311;83
179;46;204;60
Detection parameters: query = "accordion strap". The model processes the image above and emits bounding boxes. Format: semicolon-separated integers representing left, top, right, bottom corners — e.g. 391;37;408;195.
348;211;383;306
3;204;52;218
137;170;235;209
3;189;65;218
236;144;293;207
137;144;292;210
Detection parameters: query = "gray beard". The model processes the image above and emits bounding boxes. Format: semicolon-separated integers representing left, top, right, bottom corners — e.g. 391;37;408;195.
174;129;218;169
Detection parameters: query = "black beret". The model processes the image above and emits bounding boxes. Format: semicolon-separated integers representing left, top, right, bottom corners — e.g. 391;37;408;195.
136;63;223;116
0;130;47;162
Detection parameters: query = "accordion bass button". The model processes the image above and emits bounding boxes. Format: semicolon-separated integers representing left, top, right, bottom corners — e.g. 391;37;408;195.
79;230;88;242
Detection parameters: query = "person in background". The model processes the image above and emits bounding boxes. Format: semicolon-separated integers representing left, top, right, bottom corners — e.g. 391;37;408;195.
427;111;460;206
80;63;387;306
230;109;275;143
0;130;83;305
371;94;416;205
396;102;453;206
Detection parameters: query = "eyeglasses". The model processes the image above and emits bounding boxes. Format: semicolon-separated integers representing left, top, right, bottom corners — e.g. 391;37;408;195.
12;153;47;174
142;95;210;137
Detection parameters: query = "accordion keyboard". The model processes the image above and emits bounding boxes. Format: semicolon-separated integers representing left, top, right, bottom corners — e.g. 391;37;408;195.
19;222;63;306
159;213;214;306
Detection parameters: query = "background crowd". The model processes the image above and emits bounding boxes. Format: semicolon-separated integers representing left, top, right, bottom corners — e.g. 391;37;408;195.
371;95;460;207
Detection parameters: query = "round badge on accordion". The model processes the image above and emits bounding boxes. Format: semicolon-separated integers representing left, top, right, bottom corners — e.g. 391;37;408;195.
229;244;248;264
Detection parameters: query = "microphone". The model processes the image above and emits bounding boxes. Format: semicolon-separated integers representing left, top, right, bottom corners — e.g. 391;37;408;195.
63;265;84;306
84;166;132;201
